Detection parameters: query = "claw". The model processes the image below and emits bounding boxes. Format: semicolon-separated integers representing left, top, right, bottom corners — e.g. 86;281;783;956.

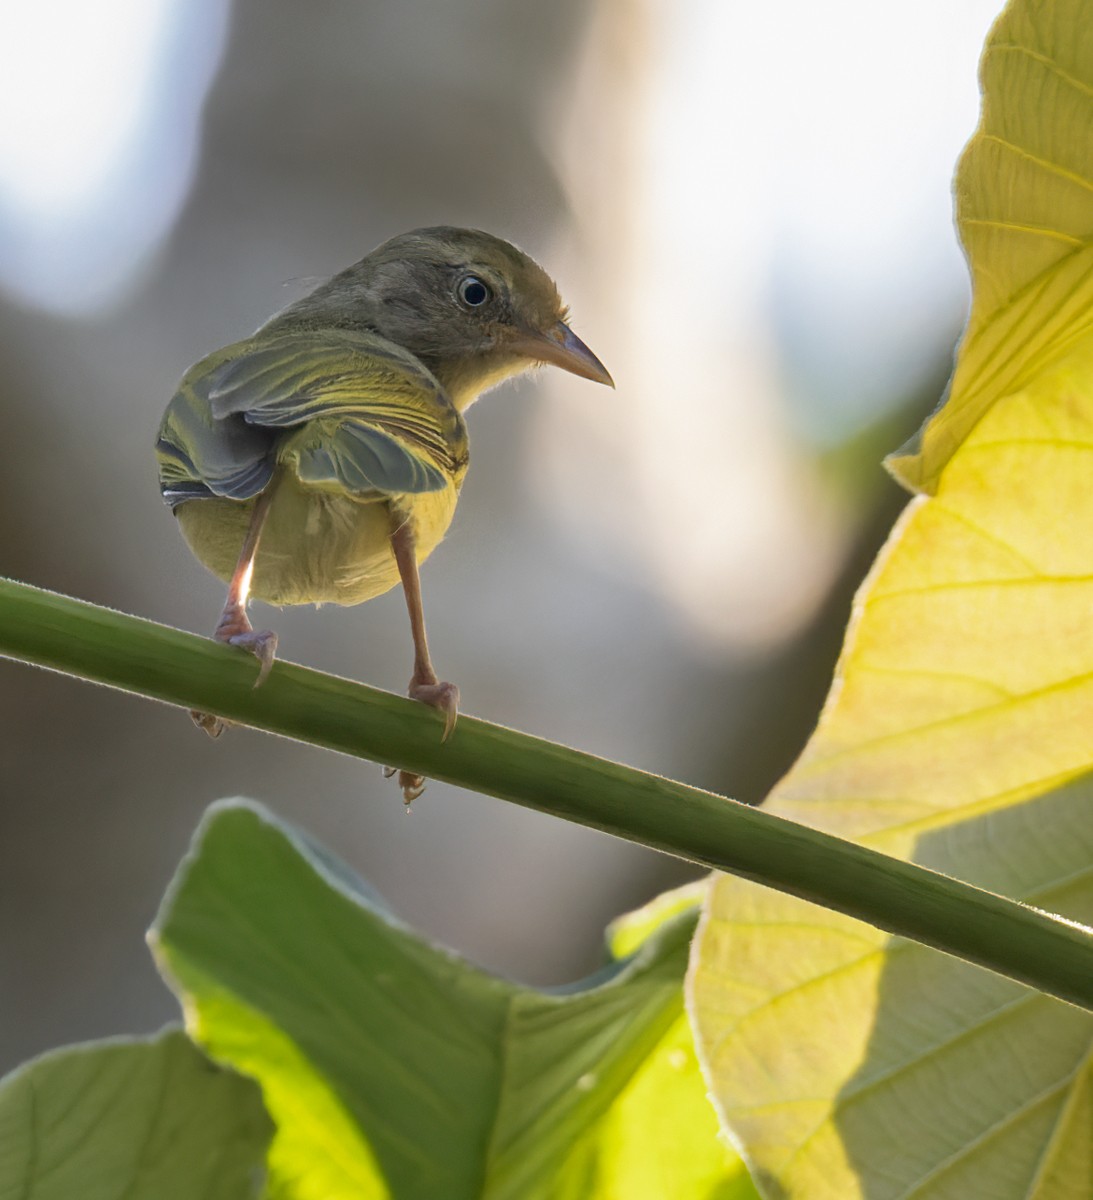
191;709;229;738
383;763;426;803
226;628;279;687
382;763;426;803
399;771;426;804
408;679;459;742
441;700;458;743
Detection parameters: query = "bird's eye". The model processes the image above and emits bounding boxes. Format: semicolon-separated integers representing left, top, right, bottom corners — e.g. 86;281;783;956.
458;276;491;307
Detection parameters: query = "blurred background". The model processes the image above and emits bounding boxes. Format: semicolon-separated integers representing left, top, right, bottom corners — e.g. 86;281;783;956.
1;0;1001;1072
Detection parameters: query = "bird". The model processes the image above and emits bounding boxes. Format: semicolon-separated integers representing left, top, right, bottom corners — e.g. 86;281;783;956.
156;226;613;801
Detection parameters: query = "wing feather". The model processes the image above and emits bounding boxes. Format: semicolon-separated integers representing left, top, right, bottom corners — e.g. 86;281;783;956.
155;330;467;509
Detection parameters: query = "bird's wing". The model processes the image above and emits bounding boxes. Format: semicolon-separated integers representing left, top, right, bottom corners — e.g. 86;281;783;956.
156;331;467;508
156;341;278;507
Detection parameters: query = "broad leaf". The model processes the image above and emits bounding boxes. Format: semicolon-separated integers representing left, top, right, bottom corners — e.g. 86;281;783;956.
690;2;1093;1197
0;1028;271;1200
890;0;1093;492
151;800;755;1200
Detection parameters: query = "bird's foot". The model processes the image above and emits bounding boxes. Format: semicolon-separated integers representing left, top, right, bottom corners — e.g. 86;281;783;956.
191;612;279;737
191;708;233;738
223;627;279;688
382;678;459;804
408;678;460;742
214;606;279;688
383;764;427;806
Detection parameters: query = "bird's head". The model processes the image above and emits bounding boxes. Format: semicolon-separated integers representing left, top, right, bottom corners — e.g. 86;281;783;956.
280;226;613;409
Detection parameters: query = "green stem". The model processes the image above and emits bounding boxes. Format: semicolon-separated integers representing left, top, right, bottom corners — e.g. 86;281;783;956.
2;576;1091;1009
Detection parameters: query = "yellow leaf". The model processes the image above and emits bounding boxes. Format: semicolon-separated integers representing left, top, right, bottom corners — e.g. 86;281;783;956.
890;0;1093;493
690;2;1093;1196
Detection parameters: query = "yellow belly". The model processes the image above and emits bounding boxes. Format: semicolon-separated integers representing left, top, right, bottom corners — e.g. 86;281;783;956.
176;475;459;606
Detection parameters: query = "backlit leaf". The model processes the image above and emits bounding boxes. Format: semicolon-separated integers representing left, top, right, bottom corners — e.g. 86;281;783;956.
690;2;1093;1196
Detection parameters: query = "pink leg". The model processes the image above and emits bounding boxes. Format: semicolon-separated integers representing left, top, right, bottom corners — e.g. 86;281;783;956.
387;509;459;801
192;486;279;737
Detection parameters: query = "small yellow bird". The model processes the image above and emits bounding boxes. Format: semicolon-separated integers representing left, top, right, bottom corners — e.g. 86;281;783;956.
156;226;612;799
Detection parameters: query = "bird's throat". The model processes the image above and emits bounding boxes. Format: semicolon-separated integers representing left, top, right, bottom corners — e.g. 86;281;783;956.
431;350;530;411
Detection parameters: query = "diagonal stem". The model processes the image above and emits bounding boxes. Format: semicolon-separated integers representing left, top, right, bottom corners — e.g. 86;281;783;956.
0;575;1091;1011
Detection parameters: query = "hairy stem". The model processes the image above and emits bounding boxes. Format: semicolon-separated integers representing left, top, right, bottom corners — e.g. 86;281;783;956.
2;576;1091;1009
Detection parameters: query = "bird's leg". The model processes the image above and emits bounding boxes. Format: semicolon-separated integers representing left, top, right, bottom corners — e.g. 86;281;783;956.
214;488;279;677
390;514;460;734
191;487;279;738
388;508;459;802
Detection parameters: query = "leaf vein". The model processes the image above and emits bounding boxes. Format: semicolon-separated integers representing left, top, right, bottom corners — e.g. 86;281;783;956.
961;217;1087;247
979;133;1093;197
793;668;1093;780
927;503;1041;573
1021;1046;1093;1199
989;41;1093;106
961;437;1093;452
855;664;1013;699
894;1070;1082;1199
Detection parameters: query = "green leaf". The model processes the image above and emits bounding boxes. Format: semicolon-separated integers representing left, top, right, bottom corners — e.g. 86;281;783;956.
151;801;755;1200
0;1028;271;1200
690;2;1093;1196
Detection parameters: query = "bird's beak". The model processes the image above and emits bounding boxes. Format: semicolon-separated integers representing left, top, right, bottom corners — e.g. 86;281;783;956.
514;321;614;388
